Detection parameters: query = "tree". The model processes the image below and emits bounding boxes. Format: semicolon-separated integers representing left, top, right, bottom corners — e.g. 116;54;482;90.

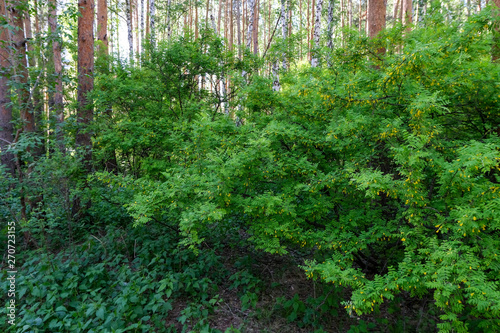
367;0;386;54
311;0;324;67
126;0;133;60
77;0;94;169
493;0;500;61
97;0;108;56
150;0;155;47
49;0;64;146
10;0;33;134
0;0;15;175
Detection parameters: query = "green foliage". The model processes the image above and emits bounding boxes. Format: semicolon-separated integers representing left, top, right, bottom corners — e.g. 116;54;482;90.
0;225;227;332
100;11;500;332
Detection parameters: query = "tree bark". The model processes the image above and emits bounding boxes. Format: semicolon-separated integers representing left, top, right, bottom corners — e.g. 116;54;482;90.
492;0;500;61
49;0;64;147
0;0;15;175
10;0;33;134
311;0;323;67
253;0;259;55
246;0;255;49
77;0;94;169
402;0;412;30
281;0;287;69
97;0;108;55
150;0;155;47
368;0;386;37
125;0;133;60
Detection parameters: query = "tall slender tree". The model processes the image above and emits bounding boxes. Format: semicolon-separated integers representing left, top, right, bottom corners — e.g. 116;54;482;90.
368;0;386;54
11;0;33;134
77;0;94;169
311;0;323;67
97;0;108;56
0;0;15;175
49;0;64;146
125;0;133;60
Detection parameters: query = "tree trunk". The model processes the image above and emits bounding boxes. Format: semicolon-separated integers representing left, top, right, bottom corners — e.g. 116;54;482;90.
246;0;255;49
141;0;145;45
327;0;335;66
393;0;400;23
49;0;64;148
11;0;33;134
272;60;280;91
146;0;150;37
402;0;412;30
311;0;323;67
281;0;287;69
253;0;259;55
235;0;242;57
0;0;15;175
125;0;133;60
368;0;385;38
97;0;108;55
150;0;155;47
167;0;172;39
77;0;94;169
492;0;500;61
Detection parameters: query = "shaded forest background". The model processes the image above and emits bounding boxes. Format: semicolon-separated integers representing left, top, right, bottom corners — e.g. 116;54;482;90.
1;0;500;332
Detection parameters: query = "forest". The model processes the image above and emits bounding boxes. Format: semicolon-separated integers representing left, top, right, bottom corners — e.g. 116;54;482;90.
1;0;500;332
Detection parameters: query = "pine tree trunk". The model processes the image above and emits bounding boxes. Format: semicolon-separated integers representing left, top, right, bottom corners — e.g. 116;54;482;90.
77;0;94;169
402;0;412;30
11;0;33;134
393;0;400;23
311;0;323;67
0;0;15;175
97;0;108;55
236;0;242;57
368;0;385;38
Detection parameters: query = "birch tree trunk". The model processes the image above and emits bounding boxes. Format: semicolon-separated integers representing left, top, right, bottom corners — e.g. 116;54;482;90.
246;0;255;49
77;0;94;169
253;0;259;55
281;0;288;69
126;0;134;60
210;14;227;114
141;0;145;45
167;0;172;39
327;0;335;66
327;0;334;50
311;0;323;67
49;0;64;146
150;0;156;48
0;0;15;175
272;60;280;91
